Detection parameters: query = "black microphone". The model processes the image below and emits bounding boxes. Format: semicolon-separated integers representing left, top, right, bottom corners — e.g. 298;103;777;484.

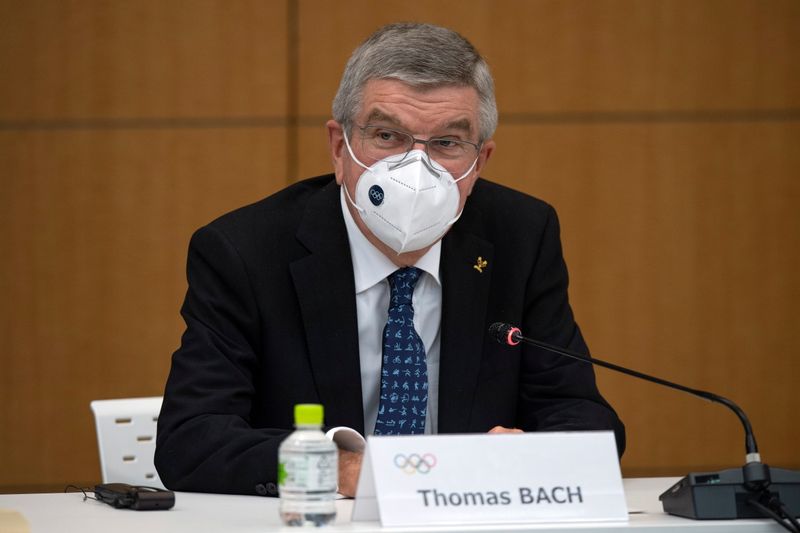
489;322;800;526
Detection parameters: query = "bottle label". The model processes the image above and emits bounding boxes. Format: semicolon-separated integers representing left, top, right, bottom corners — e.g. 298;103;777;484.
279;451;337;492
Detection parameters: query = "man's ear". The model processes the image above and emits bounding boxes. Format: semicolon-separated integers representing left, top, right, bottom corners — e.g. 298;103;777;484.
474;139;495;177
465;139;495;195
327;120;346;185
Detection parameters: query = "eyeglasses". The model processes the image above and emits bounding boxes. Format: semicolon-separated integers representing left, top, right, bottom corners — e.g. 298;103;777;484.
355;124;481;176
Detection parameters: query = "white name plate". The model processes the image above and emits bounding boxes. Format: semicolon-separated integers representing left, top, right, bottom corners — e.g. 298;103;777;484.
352;431;627;527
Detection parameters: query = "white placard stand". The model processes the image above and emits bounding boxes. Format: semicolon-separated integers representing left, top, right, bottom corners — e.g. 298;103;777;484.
352;431;627;527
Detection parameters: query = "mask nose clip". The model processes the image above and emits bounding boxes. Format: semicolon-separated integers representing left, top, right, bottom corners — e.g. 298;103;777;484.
388;153;442;178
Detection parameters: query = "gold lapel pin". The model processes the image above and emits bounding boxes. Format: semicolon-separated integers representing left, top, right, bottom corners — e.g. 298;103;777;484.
473;256;488;273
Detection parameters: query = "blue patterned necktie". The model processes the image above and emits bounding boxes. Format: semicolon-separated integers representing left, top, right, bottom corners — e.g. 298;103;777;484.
374;267;428;435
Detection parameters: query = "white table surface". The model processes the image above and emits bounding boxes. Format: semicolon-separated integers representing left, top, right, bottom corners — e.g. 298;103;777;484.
0;477;788;532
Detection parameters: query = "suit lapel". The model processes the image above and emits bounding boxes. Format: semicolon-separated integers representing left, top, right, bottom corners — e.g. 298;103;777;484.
290;181;365;434
438;205;494;433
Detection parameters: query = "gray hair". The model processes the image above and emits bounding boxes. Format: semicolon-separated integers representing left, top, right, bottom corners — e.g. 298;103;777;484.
332;22;497;141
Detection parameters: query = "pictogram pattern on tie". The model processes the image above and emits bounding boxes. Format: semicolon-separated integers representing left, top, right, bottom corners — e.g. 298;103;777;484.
374;267;428;435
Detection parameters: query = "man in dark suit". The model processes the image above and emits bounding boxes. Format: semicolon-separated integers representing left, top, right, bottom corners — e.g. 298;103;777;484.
155;22;624;497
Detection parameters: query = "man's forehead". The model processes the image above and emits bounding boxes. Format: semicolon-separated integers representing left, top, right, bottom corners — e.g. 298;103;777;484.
356;79;479;134
361;107;475;136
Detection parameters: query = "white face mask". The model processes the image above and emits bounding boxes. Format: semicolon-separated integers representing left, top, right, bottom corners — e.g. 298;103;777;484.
341;130;478;254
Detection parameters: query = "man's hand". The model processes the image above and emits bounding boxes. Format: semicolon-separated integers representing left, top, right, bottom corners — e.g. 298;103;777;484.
488;426;523;434
338;448;363;498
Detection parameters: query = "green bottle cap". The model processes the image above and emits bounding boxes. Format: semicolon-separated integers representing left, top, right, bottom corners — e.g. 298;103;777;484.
294;403;324;425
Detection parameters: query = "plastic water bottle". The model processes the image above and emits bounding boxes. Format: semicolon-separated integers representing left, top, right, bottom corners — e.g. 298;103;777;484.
278;404;338;527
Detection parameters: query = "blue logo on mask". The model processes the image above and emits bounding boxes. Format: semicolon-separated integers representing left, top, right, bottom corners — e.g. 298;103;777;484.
368;185;384;206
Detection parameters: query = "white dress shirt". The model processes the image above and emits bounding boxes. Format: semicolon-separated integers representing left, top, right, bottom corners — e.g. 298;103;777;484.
339;187;442;436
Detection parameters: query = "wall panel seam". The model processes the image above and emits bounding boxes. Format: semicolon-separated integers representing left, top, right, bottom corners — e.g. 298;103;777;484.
286;0;299;185
2;109;798;132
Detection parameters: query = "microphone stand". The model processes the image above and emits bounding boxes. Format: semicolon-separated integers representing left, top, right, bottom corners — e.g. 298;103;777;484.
489;322;800;530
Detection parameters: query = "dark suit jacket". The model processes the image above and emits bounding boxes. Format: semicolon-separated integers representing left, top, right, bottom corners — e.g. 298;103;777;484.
155;174;625;496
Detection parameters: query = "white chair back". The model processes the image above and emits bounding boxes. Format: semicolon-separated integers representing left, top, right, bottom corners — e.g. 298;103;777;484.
90;396;165;489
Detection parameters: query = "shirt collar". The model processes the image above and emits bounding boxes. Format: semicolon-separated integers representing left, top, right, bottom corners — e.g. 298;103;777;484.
339;186;441;294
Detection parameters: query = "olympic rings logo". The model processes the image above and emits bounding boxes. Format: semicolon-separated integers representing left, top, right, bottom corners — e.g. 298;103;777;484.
394;453;437;475
368;185;384;206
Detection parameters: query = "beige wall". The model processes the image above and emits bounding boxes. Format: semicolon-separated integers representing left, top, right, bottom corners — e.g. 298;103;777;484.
1;0;798;491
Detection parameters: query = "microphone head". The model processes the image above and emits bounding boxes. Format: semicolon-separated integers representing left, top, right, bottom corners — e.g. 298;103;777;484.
488;322;522;346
